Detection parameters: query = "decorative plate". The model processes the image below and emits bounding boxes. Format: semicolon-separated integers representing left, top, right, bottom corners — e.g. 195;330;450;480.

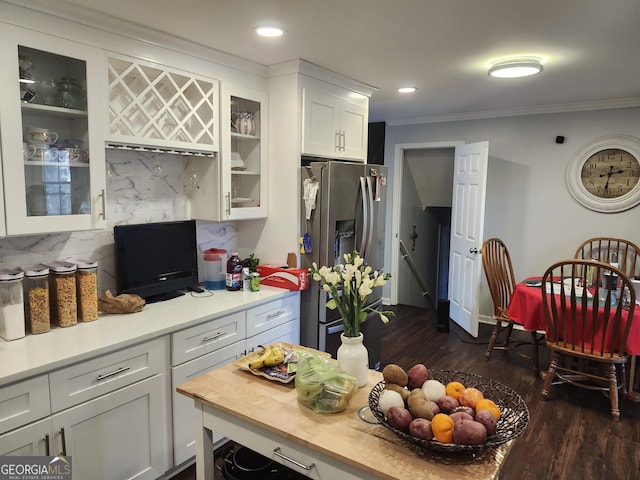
234;342;331;384
368;370;529;453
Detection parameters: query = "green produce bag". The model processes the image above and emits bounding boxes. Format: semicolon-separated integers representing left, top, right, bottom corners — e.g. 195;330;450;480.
295;351;357;413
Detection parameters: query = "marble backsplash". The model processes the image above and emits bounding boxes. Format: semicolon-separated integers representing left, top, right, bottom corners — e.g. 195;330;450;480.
0;148;237;293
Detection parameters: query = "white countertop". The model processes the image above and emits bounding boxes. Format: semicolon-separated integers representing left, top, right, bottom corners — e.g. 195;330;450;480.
0;286;296;386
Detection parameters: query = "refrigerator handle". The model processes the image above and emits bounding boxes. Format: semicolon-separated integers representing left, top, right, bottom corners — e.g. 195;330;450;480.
359;176;369;255
365;175;375;258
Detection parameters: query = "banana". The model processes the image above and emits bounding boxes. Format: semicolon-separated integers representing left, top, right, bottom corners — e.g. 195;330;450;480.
264;346;285;366
248;346;272;370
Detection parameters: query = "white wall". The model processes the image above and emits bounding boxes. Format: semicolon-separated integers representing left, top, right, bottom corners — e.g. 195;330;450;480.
384;107;640;317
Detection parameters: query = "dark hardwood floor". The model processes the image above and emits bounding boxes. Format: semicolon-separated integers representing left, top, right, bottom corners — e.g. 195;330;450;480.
169;304;640;480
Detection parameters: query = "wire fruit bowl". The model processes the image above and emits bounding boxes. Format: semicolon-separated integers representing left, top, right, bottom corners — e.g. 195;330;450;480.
368;370;529;454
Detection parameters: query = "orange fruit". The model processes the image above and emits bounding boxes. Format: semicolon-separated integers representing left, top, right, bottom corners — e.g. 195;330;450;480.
476;398;501;420
431;413;454;443
459;387;484;409
445;381;465;401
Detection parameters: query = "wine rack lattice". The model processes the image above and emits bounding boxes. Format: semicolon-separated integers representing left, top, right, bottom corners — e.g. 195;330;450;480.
108;55;217;152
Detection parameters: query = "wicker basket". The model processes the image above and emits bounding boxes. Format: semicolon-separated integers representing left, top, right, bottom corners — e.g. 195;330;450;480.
368;370;529;454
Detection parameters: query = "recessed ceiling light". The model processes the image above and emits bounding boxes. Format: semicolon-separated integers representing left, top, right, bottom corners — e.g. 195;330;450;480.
398;87;417;93
488;57;543;78
255;26;285;37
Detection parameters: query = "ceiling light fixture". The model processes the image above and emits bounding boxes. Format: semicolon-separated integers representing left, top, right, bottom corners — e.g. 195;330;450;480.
255;26;285;37
398;87;417;93
488;57;543;78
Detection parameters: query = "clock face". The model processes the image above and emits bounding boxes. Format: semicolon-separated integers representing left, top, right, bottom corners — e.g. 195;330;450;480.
566;135;640;213
580;148;640;199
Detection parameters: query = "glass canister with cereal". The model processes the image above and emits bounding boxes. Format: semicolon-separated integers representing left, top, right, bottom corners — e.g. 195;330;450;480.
44;261;77;327
74;259;98;322
21;264;50;334
0;268;26;341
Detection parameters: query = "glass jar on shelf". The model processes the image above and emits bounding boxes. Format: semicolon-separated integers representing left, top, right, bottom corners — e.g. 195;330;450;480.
22;264;50;334
0;268;26;340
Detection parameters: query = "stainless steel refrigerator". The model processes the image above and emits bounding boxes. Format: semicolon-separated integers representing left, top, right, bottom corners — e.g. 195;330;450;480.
299;160;388;369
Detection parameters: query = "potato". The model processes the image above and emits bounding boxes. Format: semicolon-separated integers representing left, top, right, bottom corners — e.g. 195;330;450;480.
384;382;410;400
408;418;433;440
407;393;435;420
436;395;460;414
422;379;446;401
407;363;429;389
428;400;440;416
382;364;408;387
449;411;474;424
378;389;405;415
386;406;413;432
451;405;475;419
475;409;497;436
452;419;487;446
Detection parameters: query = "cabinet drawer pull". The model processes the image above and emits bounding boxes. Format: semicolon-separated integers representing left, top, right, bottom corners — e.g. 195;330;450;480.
202;331;225;342
44;434;50;456
273;447;315;471
96;366;131;381
267;310;286;319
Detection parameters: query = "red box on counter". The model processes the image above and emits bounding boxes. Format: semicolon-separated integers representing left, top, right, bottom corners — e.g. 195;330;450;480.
256;265;309;291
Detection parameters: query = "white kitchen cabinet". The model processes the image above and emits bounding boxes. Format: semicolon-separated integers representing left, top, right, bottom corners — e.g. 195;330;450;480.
0;375;50;435
0;339;170;479
0;417;52;456
191;85;268;221
51;374;169;480
0;23;107;235
245;294;299;350
106;53;219;155
170;311;246;465
170;294;298;465
171;341;246;465
301;77;369;162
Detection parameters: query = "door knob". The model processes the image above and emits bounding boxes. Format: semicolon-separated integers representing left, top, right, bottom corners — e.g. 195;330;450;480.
470;247;480;254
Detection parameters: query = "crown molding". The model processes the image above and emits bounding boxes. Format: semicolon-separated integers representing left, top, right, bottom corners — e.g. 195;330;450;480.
384;97;640;126
1;0;266;77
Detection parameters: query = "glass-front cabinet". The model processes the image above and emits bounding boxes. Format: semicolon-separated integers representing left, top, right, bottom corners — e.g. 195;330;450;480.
0;25;106;235
191;85;267;221
223;86;267;220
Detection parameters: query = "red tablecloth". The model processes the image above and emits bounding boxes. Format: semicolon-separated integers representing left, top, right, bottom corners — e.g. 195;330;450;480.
507;279;640;355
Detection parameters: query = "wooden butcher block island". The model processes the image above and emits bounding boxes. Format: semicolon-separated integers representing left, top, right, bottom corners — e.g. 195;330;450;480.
177;357;514;480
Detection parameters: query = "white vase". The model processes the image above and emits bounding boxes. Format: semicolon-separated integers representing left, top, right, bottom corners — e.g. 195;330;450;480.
337;333;369;387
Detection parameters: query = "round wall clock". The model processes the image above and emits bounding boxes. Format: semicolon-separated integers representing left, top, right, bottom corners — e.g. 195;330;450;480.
566;134;640;213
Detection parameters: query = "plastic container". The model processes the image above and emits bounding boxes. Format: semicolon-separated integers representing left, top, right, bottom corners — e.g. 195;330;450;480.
0;268;25;341
22;264;50;334
75;259;98;322
45;261;77;327
204;248;227;290
226;252;243;291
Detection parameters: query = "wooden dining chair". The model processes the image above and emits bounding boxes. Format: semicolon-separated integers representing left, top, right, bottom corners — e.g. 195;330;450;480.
574;237;640;279
540;259;636;421
481;238;540;374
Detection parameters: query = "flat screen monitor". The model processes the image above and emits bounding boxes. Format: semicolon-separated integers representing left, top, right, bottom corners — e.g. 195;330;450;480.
114;220;198;303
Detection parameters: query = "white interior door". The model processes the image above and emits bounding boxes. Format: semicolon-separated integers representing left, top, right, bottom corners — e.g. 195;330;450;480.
448;141;488;337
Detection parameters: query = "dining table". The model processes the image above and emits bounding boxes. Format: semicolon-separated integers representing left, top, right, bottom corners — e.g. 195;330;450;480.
507;277;640;402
